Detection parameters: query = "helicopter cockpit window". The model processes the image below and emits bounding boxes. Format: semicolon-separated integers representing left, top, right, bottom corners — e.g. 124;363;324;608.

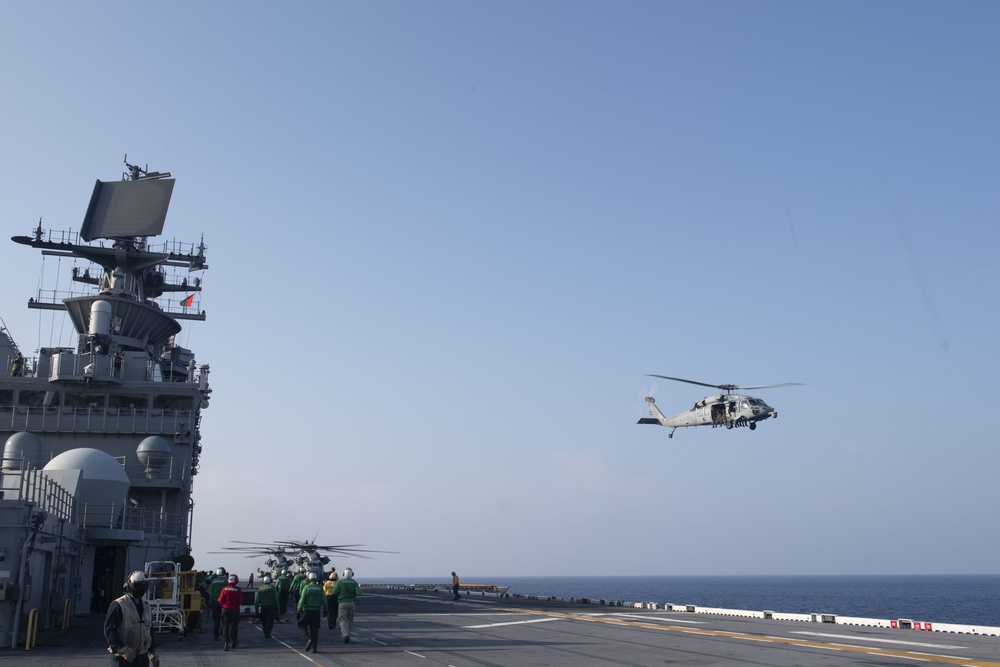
740;399;750;410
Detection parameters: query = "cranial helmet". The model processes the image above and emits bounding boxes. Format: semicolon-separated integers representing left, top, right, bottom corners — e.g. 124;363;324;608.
227;574;238;584
125;571;149;598
307;572;318;582
216;567;227;577
282;570;289;576
264;575;272;584
343;567;353;578
328;571;338;581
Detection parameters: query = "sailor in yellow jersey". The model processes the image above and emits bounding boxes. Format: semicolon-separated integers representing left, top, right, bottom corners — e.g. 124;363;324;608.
323;571;339;631
452;571;460;600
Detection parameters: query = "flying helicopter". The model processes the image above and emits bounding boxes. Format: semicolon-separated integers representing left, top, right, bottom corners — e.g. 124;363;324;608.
637;374;802;438
209;538;396;581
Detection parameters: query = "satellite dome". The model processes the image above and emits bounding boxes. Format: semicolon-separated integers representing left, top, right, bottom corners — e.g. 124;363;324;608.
3;431;41;471
43;448;130;508
136;436;171;477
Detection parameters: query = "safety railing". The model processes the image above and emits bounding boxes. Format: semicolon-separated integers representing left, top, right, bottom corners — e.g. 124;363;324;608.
0;405;196;439
0;467;75;522
80;503;188;539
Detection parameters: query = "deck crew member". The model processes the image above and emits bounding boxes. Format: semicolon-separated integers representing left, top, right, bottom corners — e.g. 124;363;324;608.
290;570;306;607
104;571;158;667
276;570;292;614
254;575;279;638
208;567;228;641
452;571;460;600
331;567;361;643
296;572;326;653
218;574;243;650
323;570;340;630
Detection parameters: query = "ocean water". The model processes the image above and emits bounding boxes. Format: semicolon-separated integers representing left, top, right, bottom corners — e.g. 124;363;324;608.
373;575;1000;627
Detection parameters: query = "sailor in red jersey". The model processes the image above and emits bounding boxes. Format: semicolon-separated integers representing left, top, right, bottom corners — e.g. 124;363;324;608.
217;574;243;650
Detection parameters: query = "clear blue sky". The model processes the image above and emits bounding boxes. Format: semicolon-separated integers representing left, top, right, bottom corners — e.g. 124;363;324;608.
1;2;997;578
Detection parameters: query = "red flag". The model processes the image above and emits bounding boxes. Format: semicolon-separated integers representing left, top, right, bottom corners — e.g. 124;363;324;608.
181;294;195;308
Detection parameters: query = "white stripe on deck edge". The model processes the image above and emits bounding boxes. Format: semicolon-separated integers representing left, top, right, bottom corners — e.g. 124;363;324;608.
465;617;561;629
398;612;522;617
867;653;928;662
611;613;702;624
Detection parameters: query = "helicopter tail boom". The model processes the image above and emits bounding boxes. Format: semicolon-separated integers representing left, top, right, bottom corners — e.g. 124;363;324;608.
637;396;667;425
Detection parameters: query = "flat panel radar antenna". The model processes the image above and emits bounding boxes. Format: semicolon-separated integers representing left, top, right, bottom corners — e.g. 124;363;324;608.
79;154;175;241
10;156;210;351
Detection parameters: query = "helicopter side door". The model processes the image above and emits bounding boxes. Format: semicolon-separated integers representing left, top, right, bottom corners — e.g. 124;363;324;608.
710;403;726;425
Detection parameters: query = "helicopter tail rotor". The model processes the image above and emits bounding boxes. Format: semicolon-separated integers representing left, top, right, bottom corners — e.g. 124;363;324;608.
637;382;658;415
637;394;667;426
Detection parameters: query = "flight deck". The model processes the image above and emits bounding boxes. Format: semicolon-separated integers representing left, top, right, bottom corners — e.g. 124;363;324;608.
15;585;1000;666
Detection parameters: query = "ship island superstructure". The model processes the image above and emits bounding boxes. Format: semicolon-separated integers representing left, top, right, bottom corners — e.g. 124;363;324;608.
0;161;210;646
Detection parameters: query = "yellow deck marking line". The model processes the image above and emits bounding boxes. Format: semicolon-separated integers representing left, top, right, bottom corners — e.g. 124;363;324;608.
793;630;967;649
493;606;1000;667
269;635;322;664
246;620;322;664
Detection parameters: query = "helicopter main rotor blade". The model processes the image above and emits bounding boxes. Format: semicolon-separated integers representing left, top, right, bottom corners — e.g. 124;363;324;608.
273;541;395;554
735;383;804;390
214;539;398;563
322;548;399;556
648;375;803;392
305;544;365;550
647;375;724;390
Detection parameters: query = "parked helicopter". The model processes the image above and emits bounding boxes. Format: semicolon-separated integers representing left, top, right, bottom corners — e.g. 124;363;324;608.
637;374;802;438
209;538;395;581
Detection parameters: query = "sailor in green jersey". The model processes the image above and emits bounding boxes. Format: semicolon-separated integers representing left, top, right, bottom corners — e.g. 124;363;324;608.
296;572;326;653
330;567;361;643
254;575;279;638
208;567;228;641
289;570;306;607
276;570;292;614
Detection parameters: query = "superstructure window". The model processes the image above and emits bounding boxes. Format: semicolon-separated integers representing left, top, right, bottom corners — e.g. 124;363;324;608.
109;394;150;408
16;391;47;407
64;392;108;408
153;394;193;410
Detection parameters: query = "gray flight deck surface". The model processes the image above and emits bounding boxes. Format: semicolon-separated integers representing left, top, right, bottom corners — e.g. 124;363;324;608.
14;587;1000;666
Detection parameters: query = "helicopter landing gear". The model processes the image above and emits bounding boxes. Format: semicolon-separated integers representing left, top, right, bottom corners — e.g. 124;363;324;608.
725;421;733;430
668;429;675;439
749;422;756;430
